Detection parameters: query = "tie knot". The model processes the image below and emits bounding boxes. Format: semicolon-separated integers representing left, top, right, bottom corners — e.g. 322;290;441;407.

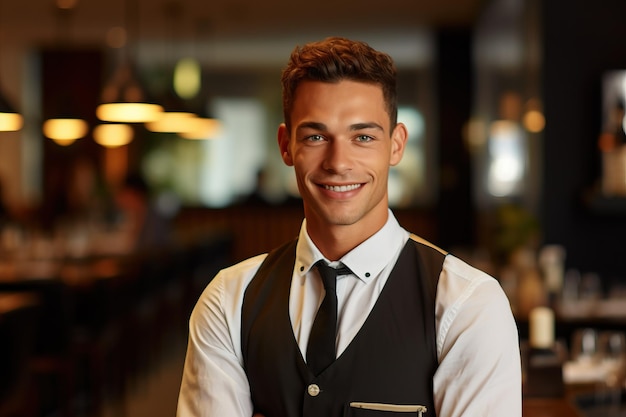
315;260;351;291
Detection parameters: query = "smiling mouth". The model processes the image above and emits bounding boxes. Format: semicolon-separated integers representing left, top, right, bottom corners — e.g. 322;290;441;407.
323;183;362;192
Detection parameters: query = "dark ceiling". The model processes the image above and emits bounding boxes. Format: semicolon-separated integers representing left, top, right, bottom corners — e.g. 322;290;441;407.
1;0;487;45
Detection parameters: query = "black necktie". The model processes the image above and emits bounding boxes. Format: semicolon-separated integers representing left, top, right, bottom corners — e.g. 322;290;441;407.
306;260;351;375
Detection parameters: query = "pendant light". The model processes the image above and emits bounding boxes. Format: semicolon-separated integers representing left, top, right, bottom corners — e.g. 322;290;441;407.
0;0;23;132
96;0;162;123
43;118;89;145
176;17;220;140
42;2;89;144
145;1;195;133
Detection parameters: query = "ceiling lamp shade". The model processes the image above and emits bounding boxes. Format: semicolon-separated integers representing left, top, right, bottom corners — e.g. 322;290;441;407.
97;101;162;123
43;118;89;142
96;63;163;123
0;91;23;132
93;123;134;148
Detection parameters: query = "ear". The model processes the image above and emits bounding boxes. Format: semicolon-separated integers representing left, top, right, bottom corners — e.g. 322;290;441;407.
277;123;294;166
389;122;408;166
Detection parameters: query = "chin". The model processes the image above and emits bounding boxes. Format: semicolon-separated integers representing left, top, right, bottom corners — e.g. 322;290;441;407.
323;210;363;227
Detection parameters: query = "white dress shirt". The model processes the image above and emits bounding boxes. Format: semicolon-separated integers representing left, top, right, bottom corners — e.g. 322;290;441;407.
177;211;522;417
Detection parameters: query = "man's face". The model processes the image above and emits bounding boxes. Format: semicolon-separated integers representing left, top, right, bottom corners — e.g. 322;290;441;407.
278;80;407;236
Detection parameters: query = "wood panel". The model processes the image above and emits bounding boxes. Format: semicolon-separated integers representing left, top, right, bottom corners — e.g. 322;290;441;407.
175;205;438;264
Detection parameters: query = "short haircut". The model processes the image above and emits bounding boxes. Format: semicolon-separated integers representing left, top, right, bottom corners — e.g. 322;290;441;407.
280;37;398;131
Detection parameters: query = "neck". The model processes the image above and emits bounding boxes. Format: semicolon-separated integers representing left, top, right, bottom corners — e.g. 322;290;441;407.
306;211;388;261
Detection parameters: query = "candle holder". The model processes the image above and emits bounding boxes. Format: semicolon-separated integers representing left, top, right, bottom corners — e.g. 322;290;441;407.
522;307;566;398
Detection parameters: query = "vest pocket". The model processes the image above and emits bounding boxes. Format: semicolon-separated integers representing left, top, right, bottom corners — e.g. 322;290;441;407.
345;402;428;416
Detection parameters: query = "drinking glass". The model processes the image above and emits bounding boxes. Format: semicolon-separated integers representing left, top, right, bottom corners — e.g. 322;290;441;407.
571;328;599;365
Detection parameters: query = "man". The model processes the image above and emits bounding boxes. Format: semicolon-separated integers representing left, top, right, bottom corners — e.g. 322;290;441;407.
177;37;521;417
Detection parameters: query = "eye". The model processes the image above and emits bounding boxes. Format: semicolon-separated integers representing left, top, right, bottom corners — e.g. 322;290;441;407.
306;134;325;142
355;134;374;143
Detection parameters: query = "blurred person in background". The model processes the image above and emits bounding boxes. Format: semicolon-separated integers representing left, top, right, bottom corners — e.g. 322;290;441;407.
113;172;173;252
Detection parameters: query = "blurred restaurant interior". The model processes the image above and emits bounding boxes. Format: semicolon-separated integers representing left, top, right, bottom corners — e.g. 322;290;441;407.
1;0;626;415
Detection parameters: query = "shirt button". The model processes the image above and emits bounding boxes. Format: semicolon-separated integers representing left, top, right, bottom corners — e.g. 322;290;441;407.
307;384;320;397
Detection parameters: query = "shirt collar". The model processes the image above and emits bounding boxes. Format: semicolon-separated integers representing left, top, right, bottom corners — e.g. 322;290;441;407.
294;209;409;283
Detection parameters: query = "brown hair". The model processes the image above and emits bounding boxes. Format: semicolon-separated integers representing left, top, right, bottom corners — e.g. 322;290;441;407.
280;37;398;130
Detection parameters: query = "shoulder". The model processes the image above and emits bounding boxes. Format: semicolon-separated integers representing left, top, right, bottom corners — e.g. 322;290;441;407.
209;253;269;298
405;233;505;308
438;254;508;313
191;253;268;323
406;233;499;298
436;254;516;354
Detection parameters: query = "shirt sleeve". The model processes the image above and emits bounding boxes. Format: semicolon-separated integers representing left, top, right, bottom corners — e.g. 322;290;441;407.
177;269;255;417
433;256;522;417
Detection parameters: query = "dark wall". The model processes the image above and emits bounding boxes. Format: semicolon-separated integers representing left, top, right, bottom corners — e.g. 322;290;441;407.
541;1;626;286
435;29;474;250
40;48;104;230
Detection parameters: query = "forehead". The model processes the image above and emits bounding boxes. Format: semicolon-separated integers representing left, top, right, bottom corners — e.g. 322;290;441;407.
290;80;388;124
292;79;383;101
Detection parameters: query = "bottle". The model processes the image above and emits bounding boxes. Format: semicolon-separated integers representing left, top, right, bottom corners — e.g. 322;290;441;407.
538;244;566;308
514;248;547;320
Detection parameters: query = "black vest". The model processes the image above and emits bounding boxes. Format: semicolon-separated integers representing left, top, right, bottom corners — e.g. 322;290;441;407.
241;238;444;417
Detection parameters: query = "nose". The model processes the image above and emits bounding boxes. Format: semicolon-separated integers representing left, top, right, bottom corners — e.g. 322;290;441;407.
322;140;352;174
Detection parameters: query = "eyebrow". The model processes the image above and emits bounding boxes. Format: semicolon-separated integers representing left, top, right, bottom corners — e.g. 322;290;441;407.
295;121;385;133
296;121;327;132
349;122;385;132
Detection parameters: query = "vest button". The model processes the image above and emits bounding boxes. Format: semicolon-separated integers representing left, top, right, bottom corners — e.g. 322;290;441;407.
307;384;321;397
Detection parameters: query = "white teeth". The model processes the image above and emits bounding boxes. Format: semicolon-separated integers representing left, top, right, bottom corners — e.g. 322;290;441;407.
324;184;361;192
